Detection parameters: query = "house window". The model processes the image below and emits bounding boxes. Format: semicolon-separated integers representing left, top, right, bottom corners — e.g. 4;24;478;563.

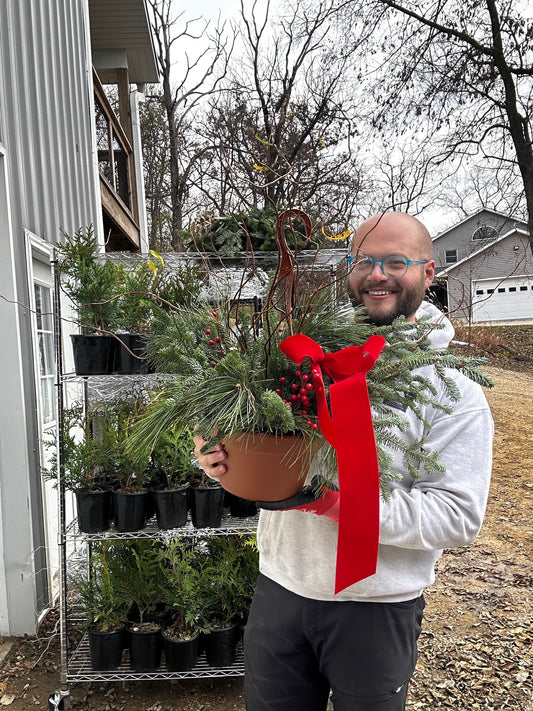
498;288;505;293
34;283;56;425
509;287;517;292
445;249;458;264
520;286;527;291
476;289;484;295
472;225;498;241
487;288;494;294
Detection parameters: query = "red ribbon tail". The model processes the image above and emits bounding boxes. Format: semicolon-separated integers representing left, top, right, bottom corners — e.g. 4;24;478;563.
330;372;381;593
280;333;385;593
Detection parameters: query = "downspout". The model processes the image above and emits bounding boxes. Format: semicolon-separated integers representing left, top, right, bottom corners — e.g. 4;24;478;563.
130;85;149;254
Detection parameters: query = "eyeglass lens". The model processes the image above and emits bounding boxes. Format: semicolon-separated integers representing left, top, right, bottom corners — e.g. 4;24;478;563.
351;256;408;278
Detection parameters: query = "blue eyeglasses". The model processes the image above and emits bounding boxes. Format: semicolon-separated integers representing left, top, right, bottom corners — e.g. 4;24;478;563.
346;254;428;279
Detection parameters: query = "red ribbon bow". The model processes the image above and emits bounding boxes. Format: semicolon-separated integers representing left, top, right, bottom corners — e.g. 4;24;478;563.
280;333;386;593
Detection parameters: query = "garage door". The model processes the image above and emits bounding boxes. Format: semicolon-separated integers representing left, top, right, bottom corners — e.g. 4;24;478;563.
472;275;533;322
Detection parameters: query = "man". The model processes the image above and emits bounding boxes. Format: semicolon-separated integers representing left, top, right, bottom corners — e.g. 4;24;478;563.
194;211;493;711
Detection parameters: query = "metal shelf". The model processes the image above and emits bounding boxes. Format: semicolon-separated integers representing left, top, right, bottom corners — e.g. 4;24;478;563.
53;274;255;691
67;633;245;682
66;511;259;541
63;512;256;683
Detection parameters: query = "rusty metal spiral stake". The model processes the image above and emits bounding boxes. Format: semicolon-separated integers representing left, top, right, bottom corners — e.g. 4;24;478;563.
267;208;313;335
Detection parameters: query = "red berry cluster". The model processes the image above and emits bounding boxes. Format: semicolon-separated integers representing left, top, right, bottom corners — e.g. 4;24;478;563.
204;312;224;367
275;370;318;430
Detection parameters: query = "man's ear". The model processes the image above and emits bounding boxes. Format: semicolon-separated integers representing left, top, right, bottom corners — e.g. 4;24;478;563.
424;260;436;289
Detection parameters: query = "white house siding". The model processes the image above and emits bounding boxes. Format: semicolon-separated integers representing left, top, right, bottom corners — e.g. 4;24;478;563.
432;211;525;270
0;1;102;243
0;0;101;635
443;232;533;322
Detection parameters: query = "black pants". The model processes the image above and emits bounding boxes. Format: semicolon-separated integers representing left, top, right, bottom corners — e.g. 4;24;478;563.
244;575;425;711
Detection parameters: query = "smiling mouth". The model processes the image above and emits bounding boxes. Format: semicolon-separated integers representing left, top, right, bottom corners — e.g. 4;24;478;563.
367;289;395;296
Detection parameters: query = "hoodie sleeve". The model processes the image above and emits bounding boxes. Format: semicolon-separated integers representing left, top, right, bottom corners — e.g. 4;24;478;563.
379;377;493;551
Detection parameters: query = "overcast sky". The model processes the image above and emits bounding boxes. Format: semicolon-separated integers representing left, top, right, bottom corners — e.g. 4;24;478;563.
179;0;240;22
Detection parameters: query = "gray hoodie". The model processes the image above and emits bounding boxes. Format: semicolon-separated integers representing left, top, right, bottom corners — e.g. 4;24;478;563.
257;302;494;602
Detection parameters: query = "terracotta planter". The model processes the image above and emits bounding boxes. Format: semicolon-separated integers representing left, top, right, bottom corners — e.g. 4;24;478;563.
219;432;316;502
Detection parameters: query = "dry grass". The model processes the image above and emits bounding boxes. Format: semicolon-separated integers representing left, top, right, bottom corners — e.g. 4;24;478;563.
451;322;533;372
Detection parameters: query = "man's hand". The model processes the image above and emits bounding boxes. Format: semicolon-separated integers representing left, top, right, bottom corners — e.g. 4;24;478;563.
193;434;228;479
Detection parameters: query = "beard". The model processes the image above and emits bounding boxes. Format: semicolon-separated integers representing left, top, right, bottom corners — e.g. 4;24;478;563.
347;280;426;326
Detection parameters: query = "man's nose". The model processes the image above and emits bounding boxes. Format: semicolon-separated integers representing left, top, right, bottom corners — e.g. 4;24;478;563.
366;261;388;281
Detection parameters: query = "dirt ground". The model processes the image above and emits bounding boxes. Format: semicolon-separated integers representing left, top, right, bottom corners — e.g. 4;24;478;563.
0;334;532;710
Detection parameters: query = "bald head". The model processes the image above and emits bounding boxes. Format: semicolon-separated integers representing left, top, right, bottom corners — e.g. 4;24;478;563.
351;212;432;261
347;211;436;325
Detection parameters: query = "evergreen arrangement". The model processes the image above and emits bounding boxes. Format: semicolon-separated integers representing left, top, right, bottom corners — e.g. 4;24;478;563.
129;210;493;497
196;205;317;255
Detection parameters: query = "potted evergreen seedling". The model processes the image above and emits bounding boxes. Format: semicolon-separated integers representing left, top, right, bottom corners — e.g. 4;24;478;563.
112;258;159;374
198;536;258;667
149;426;197;530
111;255;206;374
188;467;225;530
112;540;164;672
224;490;258;519
73;542;130;671
56;227;121;374
108;400;152;532
44;405;114;533
228;535;260;630
157;539;205;672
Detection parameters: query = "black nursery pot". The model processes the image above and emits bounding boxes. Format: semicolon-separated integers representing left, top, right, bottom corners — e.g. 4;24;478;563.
113;333;154;374
113;490;148;532
162;629;200;672
71;334;115;375
152;485;189;529
75;489;112;533
190;485;225;528
225;491;258;518
127;625;162;672
204;622;240;667
88;626;125;671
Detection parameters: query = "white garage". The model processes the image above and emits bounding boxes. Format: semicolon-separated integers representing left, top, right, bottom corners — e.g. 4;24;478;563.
472;275;533;322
